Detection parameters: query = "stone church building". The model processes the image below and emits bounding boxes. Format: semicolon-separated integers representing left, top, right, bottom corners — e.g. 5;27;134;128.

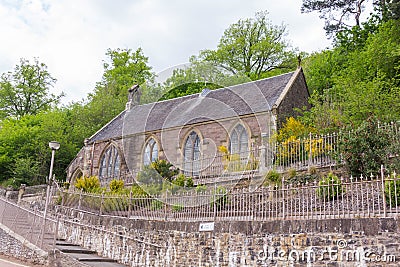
67;67;310;186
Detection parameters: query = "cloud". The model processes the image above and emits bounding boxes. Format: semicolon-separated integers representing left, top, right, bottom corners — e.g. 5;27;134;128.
0;0;331;104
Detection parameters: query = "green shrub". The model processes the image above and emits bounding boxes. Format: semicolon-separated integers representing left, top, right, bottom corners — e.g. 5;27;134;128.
74;176;101;193
130;185;148;196
136;165;163;185
316;173;343;201
309;166;318;175
339;117;395;176
195;185;207;193
172;204;184;212
11;158;40;185
172;173;186;187
151;160;179;182
263;170;281;186
185;177;194;187
109;179;124;193
171;173;195;189
384;178;400;206
1;178;22;190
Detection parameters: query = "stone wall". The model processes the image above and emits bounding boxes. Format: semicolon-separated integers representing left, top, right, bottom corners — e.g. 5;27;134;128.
58;214;400;266
0;224;47;265
276;70;310;128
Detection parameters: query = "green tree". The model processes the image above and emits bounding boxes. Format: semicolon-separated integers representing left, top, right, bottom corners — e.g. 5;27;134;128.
0;108;85;184
301;0;400;36
301;0;369;36
10;158;40;186
99;48;153;97
160;56;250;100
339;116;396;176
387;0;400;19
0;58;62;119
87;48;154;126
199;11;297;80
302;20;400;131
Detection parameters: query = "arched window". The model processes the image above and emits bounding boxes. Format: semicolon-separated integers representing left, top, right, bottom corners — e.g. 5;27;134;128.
99;145;120;179
183;131;201;176
230;124;249;156
143;138;158;165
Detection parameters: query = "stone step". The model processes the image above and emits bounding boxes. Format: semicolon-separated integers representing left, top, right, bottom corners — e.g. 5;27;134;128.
54;240;126;266
82;262;126;267
57;245;97;254
64;253;123;265
56;240;78;246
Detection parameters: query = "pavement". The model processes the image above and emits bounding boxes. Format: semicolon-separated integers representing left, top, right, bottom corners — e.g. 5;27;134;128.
0;256;33;267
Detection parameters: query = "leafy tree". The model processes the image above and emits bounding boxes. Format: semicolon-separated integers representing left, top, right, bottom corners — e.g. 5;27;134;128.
339;116;396;176
160;56;250;101
387;0;400;19
0;58;62;119
301;0;400;36
302;20;400;130
0;108;85;184
199;11;297;80
301;0;369;36
99;48;153;97
87;48;154;126
334;17;381;51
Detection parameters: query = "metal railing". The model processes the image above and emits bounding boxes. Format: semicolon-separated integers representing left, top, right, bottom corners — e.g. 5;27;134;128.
57;169;400;222
182;149;260;185
271;132;340;172
0;196;57;251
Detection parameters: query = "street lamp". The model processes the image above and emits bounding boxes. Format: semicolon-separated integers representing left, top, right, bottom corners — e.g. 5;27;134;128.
41;141;60;248
47;141;60;183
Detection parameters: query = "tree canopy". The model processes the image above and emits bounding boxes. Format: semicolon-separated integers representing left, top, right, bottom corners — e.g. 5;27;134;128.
85;48;155;129
0;58;63;120
199;11;297;80
302;0;400;36
302;19;400;131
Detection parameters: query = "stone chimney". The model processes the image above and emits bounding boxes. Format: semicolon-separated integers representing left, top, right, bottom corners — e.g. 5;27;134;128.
126;84;141;110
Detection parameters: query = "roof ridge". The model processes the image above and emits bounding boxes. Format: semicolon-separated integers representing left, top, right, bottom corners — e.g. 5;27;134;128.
133;70;296;108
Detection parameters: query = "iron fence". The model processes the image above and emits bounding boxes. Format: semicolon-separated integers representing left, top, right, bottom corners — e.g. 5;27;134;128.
272;132;340;172
56;169;400;222
0;196;57;251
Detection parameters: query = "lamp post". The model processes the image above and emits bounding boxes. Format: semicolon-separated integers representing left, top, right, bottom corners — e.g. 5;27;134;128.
41;141;60;248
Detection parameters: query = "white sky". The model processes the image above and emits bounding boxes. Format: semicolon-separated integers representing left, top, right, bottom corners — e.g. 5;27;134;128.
0;0;334;104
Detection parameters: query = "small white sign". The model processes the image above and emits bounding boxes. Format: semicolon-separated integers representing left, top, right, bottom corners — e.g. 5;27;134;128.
199;222;215;232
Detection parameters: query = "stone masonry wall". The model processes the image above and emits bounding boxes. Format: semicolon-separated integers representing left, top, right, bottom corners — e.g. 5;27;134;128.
0;225;47;265
58;215;400;267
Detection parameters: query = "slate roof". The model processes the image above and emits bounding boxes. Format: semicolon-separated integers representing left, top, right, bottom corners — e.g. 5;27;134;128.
88;69;301;143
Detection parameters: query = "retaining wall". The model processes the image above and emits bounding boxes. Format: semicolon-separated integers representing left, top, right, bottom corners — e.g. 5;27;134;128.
58;214;400;266
0;223;47;265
